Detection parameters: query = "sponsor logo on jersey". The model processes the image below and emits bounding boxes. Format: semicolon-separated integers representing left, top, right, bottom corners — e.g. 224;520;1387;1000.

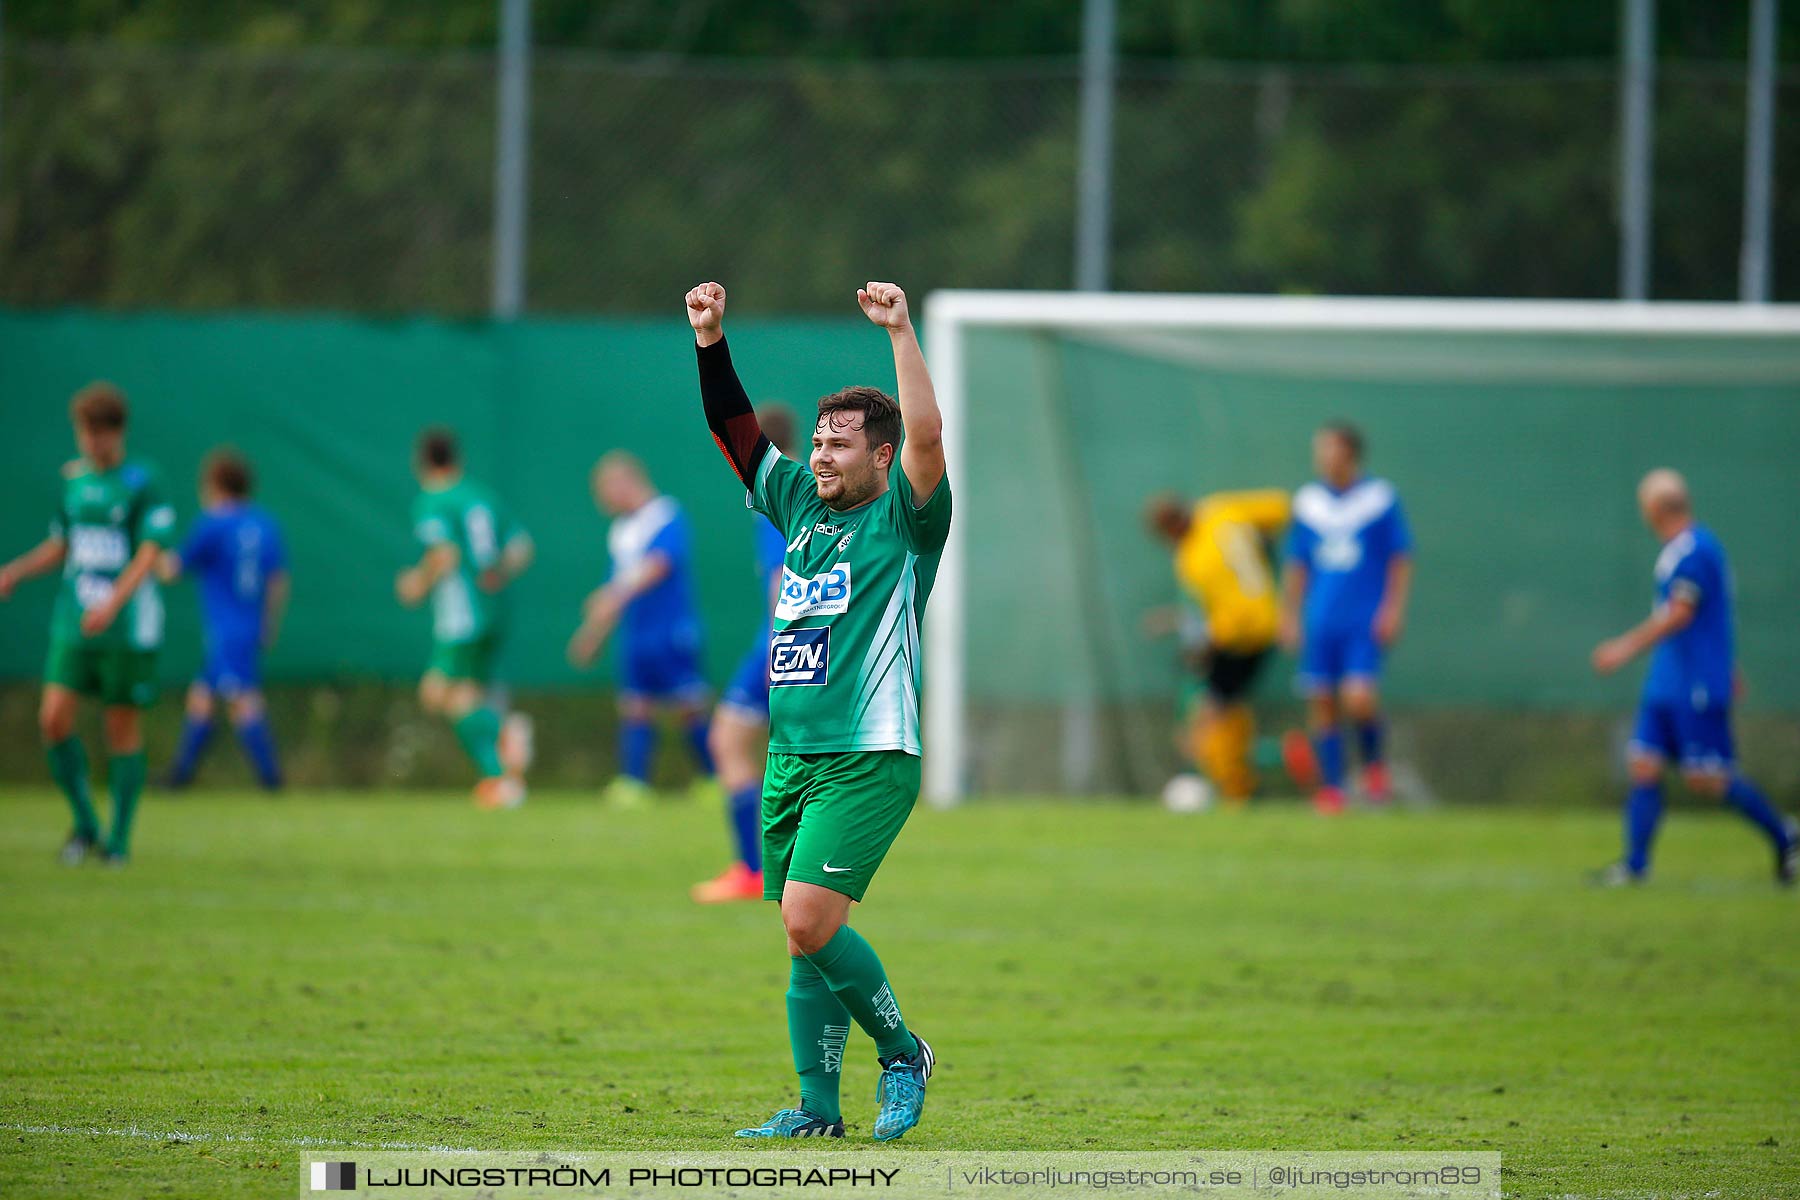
1317;534;1363;571
813;522;843;535
68;525;130;571
769;627;830;686
836;531;856;553
775;562;851;620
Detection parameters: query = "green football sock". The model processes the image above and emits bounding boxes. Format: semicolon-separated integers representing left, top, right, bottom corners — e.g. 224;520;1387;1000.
805;926;918;1063
787;955;850;1122
48;737;100;842
105;751;146;857
453;707;504;778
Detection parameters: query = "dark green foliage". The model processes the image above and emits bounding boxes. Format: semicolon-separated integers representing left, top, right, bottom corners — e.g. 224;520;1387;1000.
2;2;1795;311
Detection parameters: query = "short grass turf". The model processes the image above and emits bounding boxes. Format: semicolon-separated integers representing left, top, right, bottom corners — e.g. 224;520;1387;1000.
1;787;1795;1199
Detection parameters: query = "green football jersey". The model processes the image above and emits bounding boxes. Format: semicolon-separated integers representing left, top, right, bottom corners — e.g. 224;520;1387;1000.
751;446;952;756
49;458;176;651
411;477;523;644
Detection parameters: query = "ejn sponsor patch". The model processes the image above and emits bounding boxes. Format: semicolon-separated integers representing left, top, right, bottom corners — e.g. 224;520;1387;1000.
769;627;830;686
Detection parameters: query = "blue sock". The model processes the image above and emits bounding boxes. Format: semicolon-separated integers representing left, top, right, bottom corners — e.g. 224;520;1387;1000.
170;716;214;784
1313;728;1344;789
1625;781;1664;875
1725;775;1791;853
1356;719;1384;766
728;783;762;872
621;719;656;783
685;717;716;777
235;717;282;790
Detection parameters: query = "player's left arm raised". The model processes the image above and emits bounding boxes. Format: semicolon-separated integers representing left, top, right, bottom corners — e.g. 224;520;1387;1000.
858;282;945;502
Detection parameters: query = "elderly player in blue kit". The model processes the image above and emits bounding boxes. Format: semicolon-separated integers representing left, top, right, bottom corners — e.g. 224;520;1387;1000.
1591;469;1795;886
568;452;717;806
160;448;289;790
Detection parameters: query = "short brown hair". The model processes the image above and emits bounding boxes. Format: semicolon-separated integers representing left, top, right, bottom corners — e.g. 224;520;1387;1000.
1143;491;1189;541
204;447;253;498
416;426;459;470
815;386;902;456
70;381;128;431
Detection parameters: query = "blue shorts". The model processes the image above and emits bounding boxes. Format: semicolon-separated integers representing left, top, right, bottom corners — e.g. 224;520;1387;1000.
621;637;708;704
718;634;771;721
1631;695;1735;771
199;633;262;697
1298;624;1382;692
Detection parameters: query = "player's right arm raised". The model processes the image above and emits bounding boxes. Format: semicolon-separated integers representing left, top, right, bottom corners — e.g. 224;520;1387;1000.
689;282;771;491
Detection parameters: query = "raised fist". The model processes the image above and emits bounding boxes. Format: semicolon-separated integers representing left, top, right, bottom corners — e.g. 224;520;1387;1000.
857;282;910;331
686;282;726;344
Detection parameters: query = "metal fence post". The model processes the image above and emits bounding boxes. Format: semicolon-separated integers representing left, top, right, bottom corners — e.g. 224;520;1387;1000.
1740;0;1778;304
491;0;531;319
1617;0;1655;301
1074;0;1117;292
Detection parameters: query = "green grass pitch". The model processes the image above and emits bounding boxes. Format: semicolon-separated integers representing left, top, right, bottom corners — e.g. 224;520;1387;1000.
1;787;1794;1198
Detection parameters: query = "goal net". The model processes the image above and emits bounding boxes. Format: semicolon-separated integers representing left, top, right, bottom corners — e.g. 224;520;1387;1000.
919;293;1800;804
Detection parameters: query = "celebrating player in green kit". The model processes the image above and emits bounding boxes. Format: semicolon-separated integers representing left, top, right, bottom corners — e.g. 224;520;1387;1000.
0;383;176;865
688;279;949;1142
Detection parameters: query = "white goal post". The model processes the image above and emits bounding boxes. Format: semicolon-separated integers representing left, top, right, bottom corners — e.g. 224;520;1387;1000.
918;291;1800;807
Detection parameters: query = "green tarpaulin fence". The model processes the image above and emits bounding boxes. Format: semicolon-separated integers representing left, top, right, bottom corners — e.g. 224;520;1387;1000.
0;310;893;690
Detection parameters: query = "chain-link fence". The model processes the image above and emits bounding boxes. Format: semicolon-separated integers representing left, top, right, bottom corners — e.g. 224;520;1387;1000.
2;43;1794;314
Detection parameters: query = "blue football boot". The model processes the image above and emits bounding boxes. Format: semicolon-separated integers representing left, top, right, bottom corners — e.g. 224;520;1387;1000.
871;1033;935;1142
733;1108;844;1139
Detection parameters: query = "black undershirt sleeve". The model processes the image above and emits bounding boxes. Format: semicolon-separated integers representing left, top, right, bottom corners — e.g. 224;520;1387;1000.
696;336;771;492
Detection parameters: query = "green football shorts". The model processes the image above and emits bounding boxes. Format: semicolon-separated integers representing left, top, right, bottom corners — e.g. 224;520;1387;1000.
762;750;922;903
426;634;499;685
44;640;159;708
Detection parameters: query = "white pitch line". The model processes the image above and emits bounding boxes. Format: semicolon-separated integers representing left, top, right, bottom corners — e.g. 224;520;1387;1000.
1;1121;480;1154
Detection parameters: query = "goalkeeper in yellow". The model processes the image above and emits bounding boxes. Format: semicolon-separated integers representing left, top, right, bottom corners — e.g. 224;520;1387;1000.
1145;490;1291;802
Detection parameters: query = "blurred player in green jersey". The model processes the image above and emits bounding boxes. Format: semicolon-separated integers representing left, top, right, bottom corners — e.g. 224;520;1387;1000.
0;383;176;865
396;428;534;809
690;279;948;1142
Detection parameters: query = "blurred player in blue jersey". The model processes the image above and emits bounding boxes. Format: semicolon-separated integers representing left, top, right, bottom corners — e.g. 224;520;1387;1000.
568;452;716;807
693;405;797;903
1280;423;1413;815
159;448;288;790
1591;469;1796;886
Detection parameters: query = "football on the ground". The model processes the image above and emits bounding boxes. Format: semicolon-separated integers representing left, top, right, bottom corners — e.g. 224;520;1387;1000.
1160;773;1213;813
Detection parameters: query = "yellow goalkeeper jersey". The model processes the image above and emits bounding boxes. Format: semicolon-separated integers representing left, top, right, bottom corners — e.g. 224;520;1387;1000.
1172;490;1290;653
